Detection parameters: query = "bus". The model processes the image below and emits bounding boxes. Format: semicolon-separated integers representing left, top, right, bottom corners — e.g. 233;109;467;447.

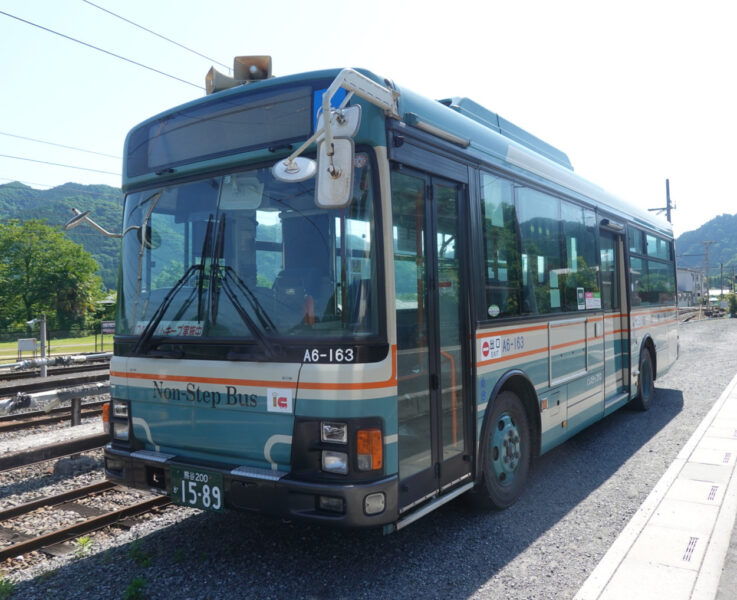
102;56;678;532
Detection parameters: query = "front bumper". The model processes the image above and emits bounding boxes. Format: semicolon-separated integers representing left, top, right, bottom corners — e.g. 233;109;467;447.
104;444;398;528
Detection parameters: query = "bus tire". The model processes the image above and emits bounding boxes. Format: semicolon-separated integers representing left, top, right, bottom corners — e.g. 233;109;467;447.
633;349;655;411
475;390;531;510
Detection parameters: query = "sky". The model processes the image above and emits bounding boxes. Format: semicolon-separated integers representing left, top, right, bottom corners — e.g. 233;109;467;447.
1;0;736;237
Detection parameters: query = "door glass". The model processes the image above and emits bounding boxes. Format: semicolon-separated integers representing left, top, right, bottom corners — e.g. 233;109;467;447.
434;182;465;462
600;233;619;311
392;171;432;478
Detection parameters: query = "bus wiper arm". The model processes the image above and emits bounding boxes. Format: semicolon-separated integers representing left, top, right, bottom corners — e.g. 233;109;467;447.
133;264;202;354
197;215;215;321
222;266;277;332
220;276;279;360
210;216;226;323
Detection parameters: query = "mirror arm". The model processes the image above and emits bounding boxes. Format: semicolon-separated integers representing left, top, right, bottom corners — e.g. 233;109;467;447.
279;126;325;174
66;208;122;238
278;69;399;175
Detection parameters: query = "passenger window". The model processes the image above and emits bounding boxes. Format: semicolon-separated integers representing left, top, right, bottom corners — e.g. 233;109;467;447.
480;173;521;317
561;202;599;311
517;188;562;314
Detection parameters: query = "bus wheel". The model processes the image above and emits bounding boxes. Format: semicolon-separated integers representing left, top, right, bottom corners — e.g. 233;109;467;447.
633;349;655;411
477;391;531;510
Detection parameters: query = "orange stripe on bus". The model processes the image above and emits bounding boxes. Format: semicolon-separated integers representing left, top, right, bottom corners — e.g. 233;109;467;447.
477;324;549;339
110;346;398;392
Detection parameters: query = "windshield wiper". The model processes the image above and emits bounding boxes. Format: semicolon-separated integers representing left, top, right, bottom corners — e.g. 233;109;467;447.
197;215;215;322
134;216;214;355
133;264;203;354
222;266;277;333
210;215;226;323
219;274;279;360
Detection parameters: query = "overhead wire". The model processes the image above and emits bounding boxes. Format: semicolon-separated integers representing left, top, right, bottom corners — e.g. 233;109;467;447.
81;0;231;72
0;9;204;90
0;153;120;176
0;131;121;160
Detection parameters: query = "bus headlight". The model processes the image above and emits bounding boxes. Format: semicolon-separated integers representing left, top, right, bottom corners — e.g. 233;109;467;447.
112;421;130;441
321;450;348;474
112;399;129;418
321;421;347;444
110;399;130;442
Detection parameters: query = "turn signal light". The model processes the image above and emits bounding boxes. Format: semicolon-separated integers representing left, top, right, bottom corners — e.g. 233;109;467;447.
356;429;382;471
102;402;110;434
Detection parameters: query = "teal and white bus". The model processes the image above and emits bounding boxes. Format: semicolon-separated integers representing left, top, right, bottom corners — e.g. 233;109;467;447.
103;57;678;532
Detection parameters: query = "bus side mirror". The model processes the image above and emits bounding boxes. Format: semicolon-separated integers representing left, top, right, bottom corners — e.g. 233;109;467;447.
316;138;354;209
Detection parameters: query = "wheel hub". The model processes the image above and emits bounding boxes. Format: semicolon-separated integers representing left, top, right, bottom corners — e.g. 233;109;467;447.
491;413;521;485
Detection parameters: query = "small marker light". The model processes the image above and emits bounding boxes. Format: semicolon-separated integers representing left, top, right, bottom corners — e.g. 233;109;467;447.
364;492;385;515
102;402;110;434
318;496;344;513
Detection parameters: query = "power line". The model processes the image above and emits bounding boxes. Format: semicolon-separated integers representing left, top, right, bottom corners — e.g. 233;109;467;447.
0;9;204;90
0;131;120;159
81;0;231;72
0;153;120;176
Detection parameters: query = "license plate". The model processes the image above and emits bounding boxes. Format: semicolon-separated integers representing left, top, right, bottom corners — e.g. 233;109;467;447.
170;467;224;512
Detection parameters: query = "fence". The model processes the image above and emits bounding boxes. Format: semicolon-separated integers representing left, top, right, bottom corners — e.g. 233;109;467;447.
0;327;114;364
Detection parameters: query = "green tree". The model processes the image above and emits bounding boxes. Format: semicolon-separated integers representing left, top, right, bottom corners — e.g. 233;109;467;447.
0;220;103;330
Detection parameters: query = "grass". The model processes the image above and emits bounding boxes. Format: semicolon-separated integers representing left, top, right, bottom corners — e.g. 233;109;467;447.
128;540;152;568
74;535;94;558
0;334;112;365
122;577;147;600
0;575;16;600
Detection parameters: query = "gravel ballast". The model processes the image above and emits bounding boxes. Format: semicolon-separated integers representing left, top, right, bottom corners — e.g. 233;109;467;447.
2;318;736;599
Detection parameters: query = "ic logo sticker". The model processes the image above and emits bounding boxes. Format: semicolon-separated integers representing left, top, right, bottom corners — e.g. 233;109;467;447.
267;388;293;414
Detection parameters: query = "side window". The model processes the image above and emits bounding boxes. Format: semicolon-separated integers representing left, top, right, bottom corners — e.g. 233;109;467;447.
629;227;676;306
561;202;600;311
517;187;562;314
480;173;521;318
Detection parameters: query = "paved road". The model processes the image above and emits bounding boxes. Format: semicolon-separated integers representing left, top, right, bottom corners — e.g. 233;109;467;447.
9;318;737;600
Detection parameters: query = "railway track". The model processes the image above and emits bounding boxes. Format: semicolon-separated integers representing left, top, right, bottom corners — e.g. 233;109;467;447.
0;400;107;433
0;431;110;472
0;361;110;384
0;480;170;560
0;370;109;399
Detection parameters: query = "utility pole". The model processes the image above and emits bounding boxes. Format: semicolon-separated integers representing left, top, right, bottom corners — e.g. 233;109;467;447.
702;241;716;302
648;178;675;223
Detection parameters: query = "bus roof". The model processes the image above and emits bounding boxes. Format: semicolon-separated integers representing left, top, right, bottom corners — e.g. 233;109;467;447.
124;66;672;238
392;81;672;238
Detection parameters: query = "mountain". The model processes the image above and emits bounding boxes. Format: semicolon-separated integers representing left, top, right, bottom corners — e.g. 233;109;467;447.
0;181;123;290
676;213;737;282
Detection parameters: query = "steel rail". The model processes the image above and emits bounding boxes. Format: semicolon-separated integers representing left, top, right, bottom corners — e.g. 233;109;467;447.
0;480;116;521
0;401;106;433
0;494;171;560
0;432;110;472
0;363;109;383
0;371;109;397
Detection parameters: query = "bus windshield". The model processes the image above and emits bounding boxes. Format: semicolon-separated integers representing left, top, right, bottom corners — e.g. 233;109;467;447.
118;152;380;354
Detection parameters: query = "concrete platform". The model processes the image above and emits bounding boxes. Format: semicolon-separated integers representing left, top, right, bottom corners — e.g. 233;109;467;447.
576;371;737;600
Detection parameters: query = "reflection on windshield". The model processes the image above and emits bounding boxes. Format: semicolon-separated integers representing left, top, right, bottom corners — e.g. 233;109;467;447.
118;154;379;352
